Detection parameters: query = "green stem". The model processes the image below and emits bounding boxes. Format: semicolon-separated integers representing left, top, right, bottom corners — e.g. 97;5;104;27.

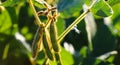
57;0;97;43
28;0;42;26
57;10;89;43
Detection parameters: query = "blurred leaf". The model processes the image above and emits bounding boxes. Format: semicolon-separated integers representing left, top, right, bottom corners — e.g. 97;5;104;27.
0;34;12;61
56;16;65;36
0;8;12;35
0;0;26;7
2;44;10;60
57;0;83;18
81;57;114;65
80;46;88;58
92;20;116;57
0;6;18;36
83;0;91;6
50;60;57;65
107;55;115;62
18;3;36;41
91;0;113;17
107;0;120;6
6;7;18;23
0;3;32;65
60;47;74;65
0;36;31;65
71;46;87;65
111;4;120;36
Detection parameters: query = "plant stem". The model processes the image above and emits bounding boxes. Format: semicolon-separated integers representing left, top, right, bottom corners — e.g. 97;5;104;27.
57;10;89;43
57;0;98;43
28;0;43;26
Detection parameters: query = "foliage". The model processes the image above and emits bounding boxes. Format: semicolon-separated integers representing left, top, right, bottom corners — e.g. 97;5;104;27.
0;0;120;65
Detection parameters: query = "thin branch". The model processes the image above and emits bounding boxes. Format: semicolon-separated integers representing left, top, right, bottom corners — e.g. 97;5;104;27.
28;0;43;26
57;10;89;43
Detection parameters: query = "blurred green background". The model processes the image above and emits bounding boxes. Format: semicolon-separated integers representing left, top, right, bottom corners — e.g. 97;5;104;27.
0;0;120;65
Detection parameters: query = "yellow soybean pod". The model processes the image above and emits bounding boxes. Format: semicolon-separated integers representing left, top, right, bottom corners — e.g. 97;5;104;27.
32;27;43;59
50;21;60;52
43;29;54;61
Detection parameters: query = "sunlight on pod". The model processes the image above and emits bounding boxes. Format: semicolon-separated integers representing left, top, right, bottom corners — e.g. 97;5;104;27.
32;27;43;59
43;29;55;61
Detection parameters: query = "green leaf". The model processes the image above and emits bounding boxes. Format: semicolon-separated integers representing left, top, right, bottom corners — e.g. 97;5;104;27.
81;57;114;65
0;8;12;35
83;0;92;6
56;16;65;36
91;0;113;17
107;55;115;62
57;0;83;18
60;47;74;65
0;7;18;35
107;0;120;6
0;0;26;7
92;20;116;57
2;44;10;60
111;4;120;36
0;36;31;65
79;46;88;58
18;4;36;41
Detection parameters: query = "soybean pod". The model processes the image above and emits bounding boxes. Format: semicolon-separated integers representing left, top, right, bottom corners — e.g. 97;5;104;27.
32;27;43;59
43;29;54;61
55;52;62;65
50;21;60;52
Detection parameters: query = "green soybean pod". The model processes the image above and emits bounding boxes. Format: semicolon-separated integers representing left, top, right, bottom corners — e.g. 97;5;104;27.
32;27;43;59
43;29;54;61
55;52;62;65
50;21;60;52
